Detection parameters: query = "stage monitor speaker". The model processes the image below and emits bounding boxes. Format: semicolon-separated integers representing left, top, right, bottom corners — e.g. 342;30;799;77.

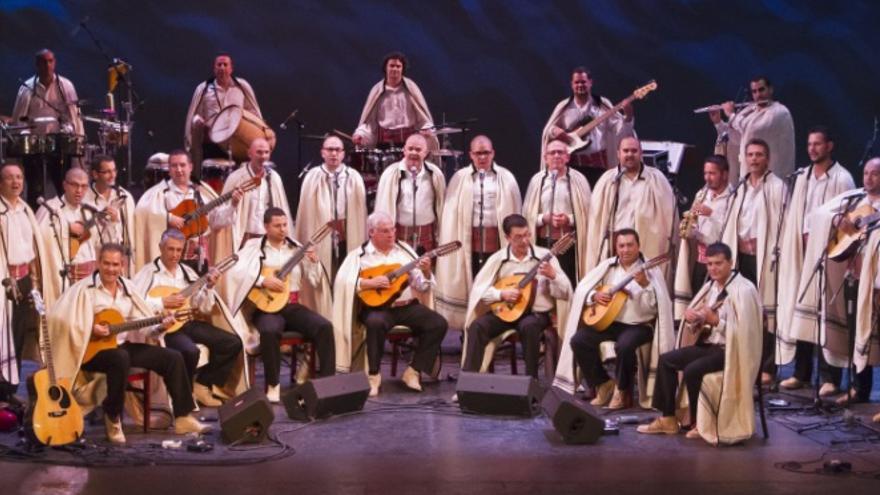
283;372;370;421
218;387;274;444
541;387;604;445
456;372;541;417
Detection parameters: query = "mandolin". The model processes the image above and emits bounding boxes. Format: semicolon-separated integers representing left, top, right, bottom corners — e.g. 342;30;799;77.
83;308;193;364
147;254;238;333
826;203;879;262
27;289;84;446
581;253;670;331
564;81;657;154
247;222;333;313
489;233;576;323
358;241;462;307
170;176;260;238
69;196;127;260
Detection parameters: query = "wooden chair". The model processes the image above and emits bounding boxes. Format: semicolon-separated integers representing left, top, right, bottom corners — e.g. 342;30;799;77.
480;326;560;378
126;369;151;433
247;331;317;390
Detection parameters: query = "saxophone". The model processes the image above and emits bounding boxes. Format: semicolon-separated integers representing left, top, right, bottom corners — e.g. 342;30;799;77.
679;187;708;239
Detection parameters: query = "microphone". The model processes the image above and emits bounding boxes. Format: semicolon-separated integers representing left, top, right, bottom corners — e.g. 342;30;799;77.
36;196;46;206
297;161;314;180
786;168;807;180
70;16;89;37
279;109;299;130
112;58;132;68
734;175;748;190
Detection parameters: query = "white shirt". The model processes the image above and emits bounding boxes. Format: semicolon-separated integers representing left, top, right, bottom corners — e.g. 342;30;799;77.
0;196;36;265
90;277;140;345
693;186;732;244
60;202;96;264
737;175;767;242
535;171;574;228
480;247;571;313
557;97;630;156
586;261;657;325
357;242;433;302
614;170;649;230
143;261;214;315
162;180;233;232
11;75;83;135
396;163;436;227
256;241;321;292
703;275;732;346
803;167;833;234
471;167;499;227
193;82;246;125
376;84;417;130
321;164;351;221
85;184;126;246
241;167;277;235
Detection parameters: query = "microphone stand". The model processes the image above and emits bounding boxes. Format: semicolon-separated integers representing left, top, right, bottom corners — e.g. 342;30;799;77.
478;170;485;268
546;171;557;245
769;170;799;387
601;169;624;262
411;166;419;250
332;170;340;262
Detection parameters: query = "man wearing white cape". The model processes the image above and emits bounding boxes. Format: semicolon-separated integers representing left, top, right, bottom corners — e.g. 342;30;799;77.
639;242;762;445
86;155;137;276
352;52;439;152
461;214;571;379
557;229;674;410
295;135;367;281
523;139;590;285
777;127;854;393
0;162;54;401
132;229;246;408
435;136;521;329
48;244;210;444
854;201;880;421
585;137;676;279
374;134;446;255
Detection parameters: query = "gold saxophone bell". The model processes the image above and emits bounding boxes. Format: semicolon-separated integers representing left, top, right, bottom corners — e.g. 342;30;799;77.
679;187;709;239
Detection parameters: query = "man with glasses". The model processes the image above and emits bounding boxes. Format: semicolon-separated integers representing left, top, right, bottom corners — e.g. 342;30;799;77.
85;155;137;275
435;136;521;329
709;75;795;181
295;135;367;281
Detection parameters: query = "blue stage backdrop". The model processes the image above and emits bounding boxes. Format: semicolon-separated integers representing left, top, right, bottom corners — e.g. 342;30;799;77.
2;0;879;204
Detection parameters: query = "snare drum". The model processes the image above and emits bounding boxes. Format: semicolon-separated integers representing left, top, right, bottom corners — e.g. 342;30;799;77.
6;132;44;156
209;105;276;162
348;147;382;175
50;133;86;156
202;158;236;193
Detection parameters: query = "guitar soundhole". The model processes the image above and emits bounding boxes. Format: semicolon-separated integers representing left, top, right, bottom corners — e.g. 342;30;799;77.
49;385;61;401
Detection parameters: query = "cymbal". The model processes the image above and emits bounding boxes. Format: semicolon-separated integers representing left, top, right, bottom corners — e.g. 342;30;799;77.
433;126;463;136
33;116;58;124
433;149;463;158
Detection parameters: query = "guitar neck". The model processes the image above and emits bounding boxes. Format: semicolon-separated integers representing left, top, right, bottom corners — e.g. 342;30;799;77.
517;252;554;289
572;95;635;138
185;190;234;222
276;242;311;279
178;256;236;297
38;312;56;385
606;261;645;295
108;315;165;335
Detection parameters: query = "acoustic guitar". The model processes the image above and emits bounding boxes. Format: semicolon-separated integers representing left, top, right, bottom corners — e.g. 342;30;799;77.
678;297;726;349
826;203;879;262
489;233;576;322
83;308;193;364
169;176;260;238
564;81;658;154
247;222;333;313
69;196;127;260
27;289;84;446
581;253;670;331
358;241;462;307
146;254;238;333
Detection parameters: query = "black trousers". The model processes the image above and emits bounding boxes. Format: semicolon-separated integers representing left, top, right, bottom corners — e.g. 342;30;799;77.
463;311;551;378
360;302;448;375
163;320;242;388
653;344;725;422
22;154;67;210
253;303;335;386
537;237;577;286
0;276;39;399
793;341;842;385
79;342;195;419
570;321;653;391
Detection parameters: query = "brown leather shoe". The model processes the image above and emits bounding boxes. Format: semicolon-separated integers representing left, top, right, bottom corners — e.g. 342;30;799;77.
685;427;702;439
104;415;126;444
606;388;633;410
193;383;222;408
779;376;803;390
637;416;680;435
873;412;880;423
590;380;615;407
401;366;423;392
174;414;212;435
818;382;839;397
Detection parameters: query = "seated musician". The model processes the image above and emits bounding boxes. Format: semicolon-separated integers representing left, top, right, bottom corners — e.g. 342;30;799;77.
47;243;210;444
224;208;334;403
639;242;761;441
461;213;571;379
566;229;674;410
134;149;239;272
132;229;245;408
332;211;448;397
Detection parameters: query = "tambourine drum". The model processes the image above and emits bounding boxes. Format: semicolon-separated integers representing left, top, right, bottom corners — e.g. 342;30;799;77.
209;105;276;162
202;158;236;194
50;133;85;156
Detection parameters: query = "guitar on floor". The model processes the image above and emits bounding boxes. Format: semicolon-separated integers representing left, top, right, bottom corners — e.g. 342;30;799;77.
564;81;658;154
27;289;84;446
581;253;670;331
358;241;462;307
170;176;261;238
83;308;194;364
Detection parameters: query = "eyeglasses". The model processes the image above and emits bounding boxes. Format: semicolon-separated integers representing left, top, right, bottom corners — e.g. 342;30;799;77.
65;182;89;190
546;150;568;156
470;150;493;156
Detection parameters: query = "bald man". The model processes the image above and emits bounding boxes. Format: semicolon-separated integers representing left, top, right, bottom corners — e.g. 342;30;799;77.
374;133;446;255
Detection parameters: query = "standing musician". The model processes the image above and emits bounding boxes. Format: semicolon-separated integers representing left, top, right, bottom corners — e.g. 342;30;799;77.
184;53;263;177
224;208;334;403
777;126;855;394
522;139;590;285
85;155;137;275
435;135;522;329
332;211;448;397
48;243;210;444
673;155;733;319
11;49;84;205
295;135;367;281
374;134;446;255
223;138;293;250
721;139;786;385
540;66;634;185
132;229;246;408
638;242;761;444
853;181;880;417
709;75;795;181
134;149;237;272
558;229;674;410
0;162;53;402
352;52;439;152
585;136;676;276
460;214;571;379
35;168;101;295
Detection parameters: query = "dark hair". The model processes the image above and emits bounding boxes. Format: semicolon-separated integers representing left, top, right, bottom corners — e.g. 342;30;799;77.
382;51;407;76
167;149;191;162
98;242;126;258
807;125;834;143
571;66;592;78
745;138;771;157
502;214;529;236
705;242;732;261
0;161;24;175
750;75;772;87
263;206;287;225
214;52;233;62
35;48;52;62
704;154;729;173
91;154;115;172
614;228;640;246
